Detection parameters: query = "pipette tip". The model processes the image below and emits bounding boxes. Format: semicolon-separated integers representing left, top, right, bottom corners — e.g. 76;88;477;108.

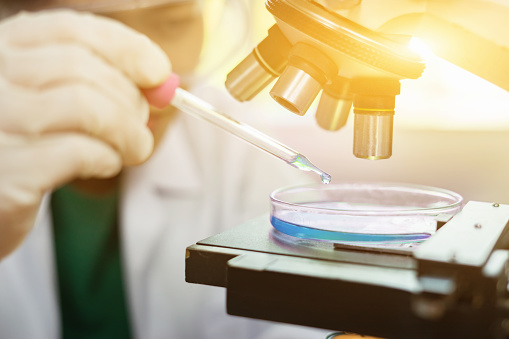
320;172;332;185
144;76;332;183
290;154;331;184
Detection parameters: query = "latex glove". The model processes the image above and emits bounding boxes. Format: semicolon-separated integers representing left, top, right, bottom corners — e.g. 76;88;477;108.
0;9;171;259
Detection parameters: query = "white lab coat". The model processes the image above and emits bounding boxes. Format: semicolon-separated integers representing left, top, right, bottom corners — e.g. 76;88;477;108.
0;87;330;339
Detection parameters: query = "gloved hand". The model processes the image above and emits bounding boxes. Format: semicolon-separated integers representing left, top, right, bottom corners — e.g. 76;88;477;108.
0;9;171;259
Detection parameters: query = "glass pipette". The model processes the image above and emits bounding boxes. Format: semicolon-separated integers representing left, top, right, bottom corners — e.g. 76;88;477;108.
142;74;331;184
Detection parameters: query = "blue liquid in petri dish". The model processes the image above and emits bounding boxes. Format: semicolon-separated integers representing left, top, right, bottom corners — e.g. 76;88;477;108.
270;216;431;244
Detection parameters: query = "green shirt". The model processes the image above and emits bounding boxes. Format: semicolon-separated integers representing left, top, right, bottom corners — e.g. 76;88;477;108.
51;184;131;339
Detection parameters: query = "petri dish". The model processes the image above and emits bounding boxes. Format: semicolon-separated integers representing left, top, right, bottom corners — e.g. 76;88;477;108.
270;182;463;244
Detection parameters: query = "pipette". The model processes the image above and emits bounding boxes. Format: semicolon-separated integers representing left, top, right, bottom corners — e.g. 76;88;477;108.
142;74;331;184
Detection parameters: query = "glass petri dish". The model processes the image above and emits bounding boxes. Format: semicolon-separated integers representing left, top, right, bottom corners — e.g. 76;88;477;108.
270;182;463;244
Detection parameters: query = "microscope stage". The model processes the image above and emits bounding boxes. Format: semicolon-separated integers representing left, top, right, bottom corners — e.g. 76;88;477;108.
186;202;509;339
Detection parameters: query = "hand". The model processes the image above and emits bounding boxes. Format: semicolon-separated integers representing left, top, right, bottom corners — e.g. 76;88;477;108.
0;9;171;259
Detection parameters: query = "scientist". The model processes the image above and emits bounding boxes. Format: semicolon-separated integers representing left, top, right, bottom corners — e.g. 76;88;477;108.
0;0;332;338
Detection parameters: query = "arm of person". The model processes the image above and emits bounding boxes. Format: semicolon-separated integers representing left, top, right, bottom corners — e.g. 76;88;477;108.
0;9;171;259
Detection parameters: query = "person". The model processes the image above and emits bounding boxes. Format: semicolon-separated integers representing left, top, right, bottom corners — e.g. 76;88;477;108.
0;0;333;338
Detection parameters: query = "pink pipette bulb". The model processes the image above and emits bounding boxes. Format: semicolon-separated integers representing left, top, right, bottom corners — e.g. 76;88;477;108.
142;73;180;109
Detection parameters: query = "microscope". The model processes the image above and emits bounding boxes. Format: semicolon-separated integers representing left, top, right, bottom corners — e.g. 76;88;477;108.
225;0;509;160
186;1;509;338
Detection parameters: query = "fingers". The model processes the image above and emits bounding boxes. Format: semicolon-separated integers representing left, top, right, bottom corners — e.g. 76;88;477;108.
0;10;169;165
0;9;169;259
0;131;122;259
0;9;171;88
0;131;123;211
0;43;147;121
0;78;154;165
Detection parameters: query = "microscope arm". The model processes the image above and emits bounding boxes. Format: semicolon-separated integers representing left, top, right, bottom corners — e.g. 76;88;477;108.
338;0;509;92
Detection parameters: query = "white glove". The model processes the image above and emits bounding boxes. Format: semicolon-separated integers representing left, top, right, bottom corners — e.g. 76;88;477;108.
0;9;171;259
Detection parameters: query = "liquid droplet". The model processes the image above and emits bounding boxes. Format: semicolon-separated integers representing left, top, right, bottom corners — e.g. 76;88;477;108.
321;173;331;184
289;154;332;184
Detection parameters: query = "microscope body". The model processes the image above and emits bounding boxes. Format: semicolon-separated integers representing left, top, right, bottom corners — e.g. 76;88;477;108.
225;0;509;160
343;0;509;92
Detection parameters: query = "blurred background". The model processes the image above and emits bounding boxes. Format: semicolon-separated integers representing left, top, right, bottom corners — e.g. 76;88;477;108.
195;0;509;205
